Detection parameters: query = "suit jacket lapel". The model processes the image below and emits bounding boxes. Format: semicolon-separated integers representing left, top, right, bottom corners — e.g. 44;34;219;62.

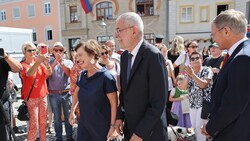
127;41;146;84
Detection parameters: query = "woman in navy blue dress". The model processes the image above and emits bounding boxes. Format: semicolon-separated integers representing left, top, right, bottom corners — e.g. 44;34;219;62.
69;40;118;141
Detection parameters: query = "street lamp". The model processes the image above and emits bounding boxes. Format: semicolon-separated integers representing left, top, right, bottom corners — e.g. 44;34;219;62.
100;18;108;36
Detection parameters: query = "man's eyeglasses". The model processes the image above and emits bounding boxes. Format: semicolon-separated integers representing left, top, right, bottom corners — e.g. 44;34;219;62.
189;45;198;49
210;27;225;38
54;49;64;52
101;51;109;56
190;57;200;61
115;26;134;34
26;49;36;52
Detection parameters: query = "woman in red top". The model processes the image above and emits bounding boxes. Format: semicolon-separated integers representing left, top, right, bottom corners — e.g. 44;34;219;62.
20;42;52;141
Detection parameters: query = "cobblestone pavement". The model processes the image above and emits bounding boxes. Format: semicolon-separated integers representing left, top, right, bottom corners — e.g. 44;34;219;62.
12;93;77;141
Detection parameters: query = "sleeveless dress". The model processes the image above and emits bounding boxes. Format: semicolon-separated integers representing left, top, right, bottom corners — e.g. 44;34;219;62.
171;88;192;128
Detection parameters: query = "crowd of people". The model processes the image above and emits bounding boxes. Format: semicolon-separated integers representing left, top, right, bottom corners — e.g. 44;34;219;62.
1;9;250;141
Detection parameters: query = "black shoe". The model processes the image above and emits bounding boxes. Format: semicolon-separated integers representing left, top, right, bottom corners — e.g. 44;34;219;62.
13;126;25;134
67;138;75;141
55;139;62;141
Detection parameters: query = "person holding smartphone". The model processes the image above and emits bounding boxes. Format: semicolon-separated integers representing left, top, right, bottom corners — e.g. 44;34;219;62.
20;42;52;141
0;48;23;140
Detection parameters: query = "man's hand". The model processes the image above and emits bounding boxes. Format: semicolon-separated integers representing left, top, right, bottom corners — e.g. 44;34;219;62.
201;124;212;139
212;67;220;74
115;120;123;135
55;53;62;63
130;133;142;141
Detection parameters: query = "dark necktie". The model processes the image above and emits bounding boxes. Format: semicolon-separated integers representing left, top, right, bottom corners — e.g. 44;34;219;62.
127;53;133;82
222;53;229;67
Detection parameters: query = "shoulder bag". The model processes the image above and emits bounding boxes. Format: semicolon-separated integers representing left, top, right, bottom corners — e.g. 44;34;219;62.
17;78;36;121
200;68;210;119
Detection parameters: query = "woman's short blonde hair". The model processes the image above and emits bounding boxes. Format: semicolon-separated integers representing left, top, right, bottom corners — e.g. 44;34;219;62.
21;42;36;54
100;44;112;56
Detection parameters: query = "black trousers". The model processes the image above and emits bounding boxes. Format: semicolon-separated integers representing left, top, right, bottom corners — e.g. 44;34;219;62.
0;100;11;141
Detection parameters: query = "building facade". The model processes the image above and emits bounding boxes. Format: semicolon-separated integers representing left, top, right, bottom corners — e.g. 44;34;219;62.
1;0;248;51
60;0;168;51
61;0;249;51
0;0;61;47
169;0;249;50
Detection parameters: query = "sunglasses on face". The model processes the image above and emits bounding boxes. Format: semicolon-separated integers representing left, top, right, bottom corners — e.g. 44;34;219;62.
26;49;36;52
101;51;109;56
189;46;198;49
190;57;200;61
54;49;64;52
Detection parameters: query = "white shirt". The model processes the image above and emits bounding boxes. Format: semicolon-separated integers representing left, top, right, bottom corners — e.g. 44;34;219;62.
130;39;143;67
228;37;248;56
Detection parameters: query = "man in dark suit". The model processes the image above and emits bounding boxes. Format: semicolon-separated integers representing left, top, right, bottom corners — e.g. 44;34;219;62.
201;9;250;141
114;12;168;141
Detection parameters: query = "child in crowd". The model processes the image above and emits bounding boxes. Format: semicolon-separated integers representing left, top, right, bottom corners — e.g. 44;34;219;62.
169;75;191;128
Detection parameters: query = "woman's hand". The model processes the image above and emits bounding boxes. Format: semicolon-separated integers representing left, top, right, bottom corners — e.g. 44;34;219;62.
44;54;50;63
68;112;75;126
185;65;194;77
115;119;123;135
36;54;46;63
107;126;116;140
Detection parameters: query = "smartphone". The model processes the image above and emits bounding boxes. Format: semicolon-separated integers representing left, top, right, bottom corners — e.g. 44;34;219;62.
0;48;4;58
40;46;48;54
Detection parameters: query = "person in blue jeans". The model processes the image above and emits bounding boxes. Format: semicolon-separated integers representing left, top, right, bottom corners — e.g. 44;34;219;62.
48;42;74;141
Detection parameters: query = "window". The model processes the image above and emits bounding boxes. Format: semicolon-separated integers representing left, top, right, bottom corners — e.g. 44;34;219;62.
33;31;37;42
69;38;80;50
70;6;78;23
28;4;35;17
217;4;229;15
180;6;194;23
97;36;113;43
200;6;209;22
0;10;6;22
96;2;113;21
45;28;53;40
136;0;154;16
144;33;154;44
44;2;51;15
13;7;20;19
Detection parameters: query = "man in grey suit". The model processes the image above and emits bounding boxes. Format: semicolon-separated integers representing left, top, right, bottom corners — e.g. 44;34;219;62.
114;12;168;141
201;9;250;141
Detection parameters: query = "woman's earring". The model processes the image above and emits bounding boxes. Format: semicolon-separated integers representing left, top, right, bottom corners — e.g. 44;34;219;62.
90;58;95;64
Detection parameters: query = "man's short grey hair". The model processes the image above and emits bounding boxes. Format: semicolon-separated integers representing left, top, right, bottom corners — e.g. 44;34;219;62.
116;12;144;35
106;39;115;44
212;9;247;35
